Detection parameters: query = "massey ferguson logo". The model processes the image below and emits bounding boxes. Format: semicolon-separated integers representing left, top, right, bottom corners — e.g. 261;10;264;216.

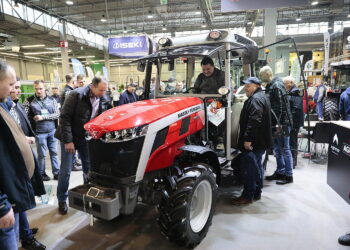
178;105;201;118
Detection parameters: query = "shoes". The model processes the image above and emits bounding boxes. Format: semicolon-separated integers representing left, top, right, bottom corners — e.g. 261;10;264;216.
232;196;252;205
53;174;59;180
276;175;293;185
41;174;50;181
72;164;82;171
31;227;39;235
21;237;46;250
339;232;350;246
265;172;285;181
58;201;68;215
253;194;261;201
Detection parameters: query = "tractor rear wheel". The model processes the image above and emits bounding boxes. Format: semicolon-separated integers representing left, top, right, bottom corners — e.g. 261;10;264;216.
158;163;218;248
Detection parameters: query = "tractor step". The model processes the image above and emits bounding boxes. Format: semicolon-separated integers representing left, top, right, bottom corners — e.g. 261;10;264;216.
68;184;122;220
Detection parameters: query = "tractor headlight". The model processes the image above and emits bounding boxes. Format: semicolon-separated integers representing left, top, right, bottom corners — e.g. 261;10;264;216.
102;124;148;143
218;86;230;96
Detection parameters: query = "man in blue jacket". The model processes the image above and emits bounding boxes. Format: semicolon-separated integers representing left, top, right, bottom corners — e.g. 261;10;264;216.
0;61;39;249
339;87;350;121
119;83;138;105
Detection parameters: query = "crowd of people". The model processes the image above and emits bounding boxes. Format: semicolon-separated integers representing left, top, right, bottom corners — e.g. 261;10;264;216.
1;56;350;249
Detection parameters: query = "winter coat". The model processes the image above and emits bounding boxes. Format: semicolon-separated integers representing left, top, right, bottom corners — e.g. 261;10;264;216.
238;88;273;151
0;109;36;218
60;84;74;106
23;95;60;134
339;87;350;121
287;86;304;129
55;85;112;146
194;68;225;94
119;90;138;105
265;77;293;130
4;99;45;197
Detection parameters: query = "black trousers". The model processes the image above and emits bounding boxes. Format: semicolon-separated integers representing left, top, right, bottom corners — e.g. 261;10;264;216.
290;127;300;167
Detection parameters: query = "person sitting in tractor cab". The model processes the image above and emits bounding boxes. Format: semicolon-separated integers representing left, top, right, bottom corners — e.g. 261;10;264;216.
193;56;225;94
164;77;177;95
339;86;350;121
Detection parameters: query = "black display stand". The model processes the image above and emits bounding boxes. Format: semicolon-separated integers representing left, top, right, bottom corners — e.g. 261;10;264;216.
327;121;350;205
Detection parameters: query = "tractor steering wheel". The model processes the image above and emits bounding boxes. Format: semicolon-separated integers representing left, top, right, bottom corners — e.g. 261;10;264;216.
185;87;200;94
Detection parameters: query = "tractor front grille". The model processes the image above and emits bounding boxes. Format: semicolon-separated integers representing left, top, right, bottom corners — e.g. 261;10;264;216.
88;137;145;179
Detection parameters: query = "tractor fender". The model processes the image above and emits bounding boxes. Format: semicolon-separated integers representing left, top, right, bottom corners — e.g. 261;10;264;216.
179;145;221;185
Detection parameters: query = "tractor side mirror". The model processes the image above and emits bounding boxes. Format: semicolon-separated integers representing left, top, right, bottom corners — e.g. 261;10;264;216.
242;45;259;65
168;59;175;71
137;61;146;72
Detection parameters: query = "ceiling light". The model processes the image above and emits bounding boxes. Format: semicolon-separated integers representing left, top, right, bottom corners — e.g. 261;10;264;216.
147;15;153;19
311;1;318;6
348;14;350;18
296;17;302;21
195;11;201;15
14;1;19;8
247;21;253;25
201;23;207;28
76;55;95;58
0;52;18;57
162;27;167;31
21;44;46;48
66;0;74;5
123;30;128;33
101;15;107;22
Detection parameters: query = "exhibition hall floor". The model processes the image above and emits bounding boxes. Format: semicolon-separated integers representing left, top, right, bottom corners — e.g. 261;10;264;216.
27;153;350;250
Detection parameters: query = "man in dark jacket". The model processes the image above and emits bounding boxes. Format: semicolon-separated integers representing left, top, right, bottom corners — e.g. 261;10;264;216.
56;77;112;215
7;77;46;249
194;56;225;94
339;86;350;121
0;61;40;250
284;76;304;167
119;83;138;105
233;77;272;205
260;66;294;185
23;80;60;181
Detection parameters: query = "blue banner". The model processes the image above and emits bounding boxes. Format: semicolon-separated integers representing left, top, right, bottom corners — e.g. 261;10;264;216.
108;36;149;58
70;58;85;76
221;0;308;12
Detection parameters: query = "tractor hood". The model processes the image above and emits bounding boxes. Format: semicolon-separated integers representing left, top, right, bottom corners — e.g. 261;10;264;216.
85;97;203;139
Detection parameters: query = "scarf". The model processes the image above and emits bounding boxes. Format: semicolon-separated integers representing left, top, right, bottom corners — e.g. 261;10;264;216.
0;106;35;178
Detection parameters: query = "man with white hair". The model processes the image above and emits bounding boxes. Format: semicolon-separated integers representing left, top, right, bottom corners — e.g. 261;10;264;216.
260;66;294;185
283;76;304;168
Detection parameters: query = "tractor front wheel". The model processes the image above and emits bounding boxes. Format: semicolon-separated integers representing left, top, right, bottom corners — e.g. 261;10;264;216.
158;163;218;248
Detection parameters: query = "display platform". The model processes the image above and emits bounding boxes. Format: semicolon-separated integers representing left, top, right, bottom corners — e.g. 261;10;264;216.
327;121;350;204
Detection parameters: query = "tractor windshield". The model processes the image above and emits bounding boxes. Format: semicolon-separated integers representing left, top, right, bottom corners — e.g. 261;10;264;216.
158;56;243;96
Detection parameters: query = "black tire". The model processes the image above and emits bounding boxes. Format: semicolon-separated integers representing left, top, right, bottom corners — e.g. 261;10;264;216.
158;163;218;248
323;97;339;121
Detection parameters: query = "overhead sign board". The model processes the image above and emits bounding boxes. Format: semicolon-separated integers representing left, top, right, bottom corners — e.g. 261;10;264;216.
108;36;149;58
221;0;308;12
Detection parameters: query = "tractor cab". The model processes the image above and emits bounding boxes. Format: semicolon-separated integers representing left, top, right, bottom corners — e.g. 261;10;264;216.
136;30;259;158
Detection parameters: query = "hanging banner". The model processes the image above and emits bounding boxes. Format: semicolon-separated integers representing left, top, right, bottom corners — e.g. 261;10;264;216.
324;32;330;76
70;58;85;76
221;0;308;12
290;55;304;83
102;66;109;81
108;36;149;58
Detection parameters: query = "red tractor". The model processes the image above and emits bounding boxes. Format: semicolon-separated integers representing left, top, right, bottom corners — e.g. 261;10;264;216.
69;30;261;247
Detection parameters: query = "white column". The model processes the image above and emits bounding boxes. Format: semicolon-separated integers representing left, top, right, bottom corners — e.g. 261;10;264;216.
59;21;69;77
263;8;277;72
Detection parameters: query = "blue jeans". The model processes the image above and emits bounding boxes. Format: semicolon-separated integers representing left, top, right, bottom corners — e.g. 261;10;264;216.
241;150;265;200
57;141;90;202
36;130;60;176
274;134;293;176
0;212;19;250
19;211;32;241
316;101;323;119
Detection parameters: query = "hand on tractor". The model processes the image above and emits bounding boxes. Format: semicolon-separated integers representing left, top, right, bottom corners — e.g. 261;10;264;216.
65;142;75;154
244;141;253;151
